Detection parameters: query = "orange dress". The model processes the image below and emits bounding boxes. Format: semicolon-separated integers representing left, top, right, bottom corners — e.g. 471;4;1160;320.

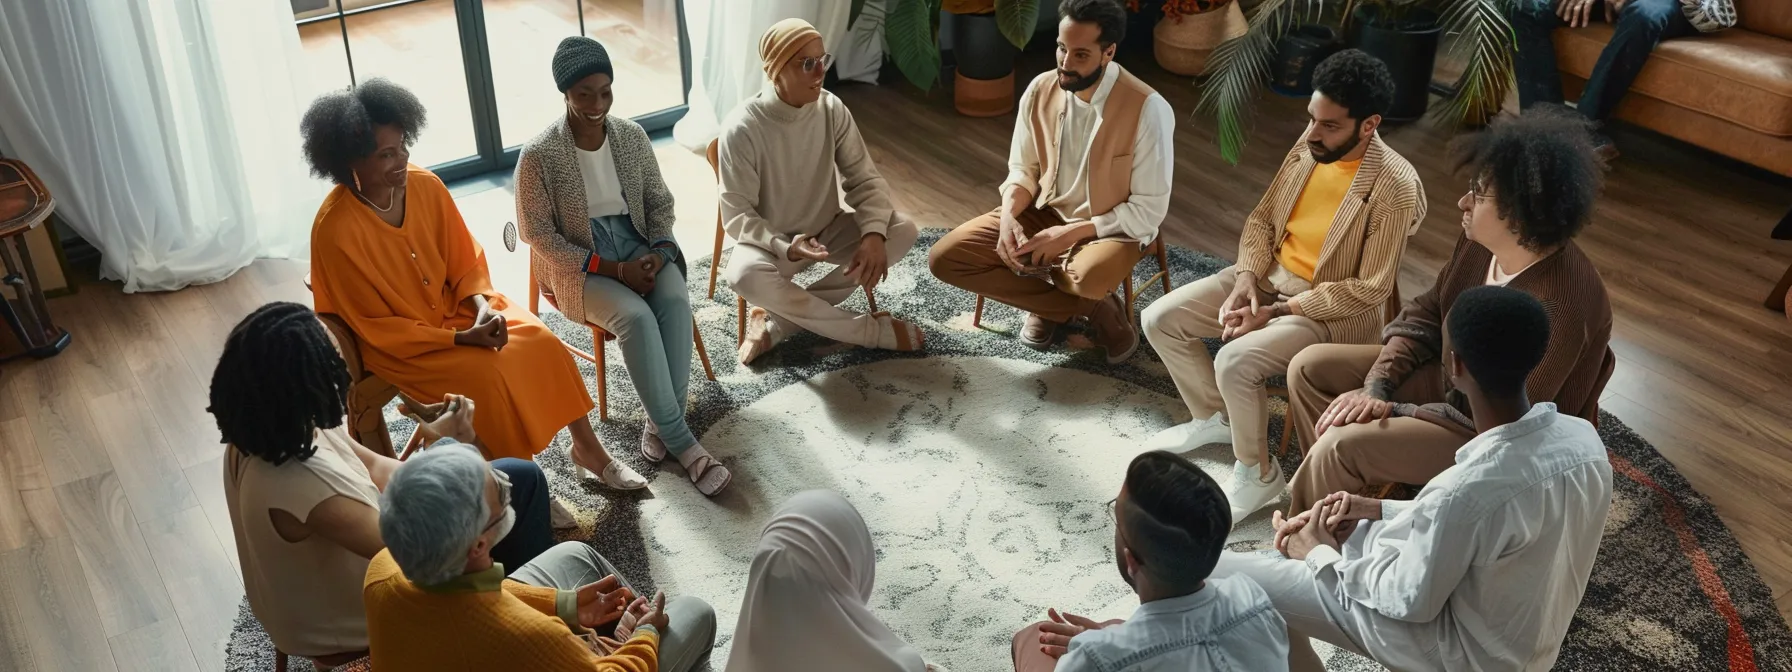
309;166;593;460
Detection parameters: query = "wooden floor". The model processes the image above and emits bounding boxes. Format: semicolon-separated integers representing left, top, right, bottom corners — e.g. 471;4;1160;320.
2;46;1790;670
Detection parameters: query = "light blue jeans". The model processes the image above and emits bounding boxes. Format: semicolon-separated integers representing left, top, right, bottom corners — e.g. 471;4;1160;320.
581;215;696;454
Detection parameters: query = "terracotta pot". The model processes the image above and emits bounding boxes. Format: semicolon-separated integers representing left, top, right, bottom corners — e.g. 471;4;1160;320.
954;70;1016;117
1152;2;1247;76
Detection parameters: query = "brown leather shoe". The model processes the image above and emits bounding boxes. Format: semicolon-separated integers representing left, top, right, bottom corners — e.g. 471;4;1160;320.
1087;294;1139;364
1020;312;1060;350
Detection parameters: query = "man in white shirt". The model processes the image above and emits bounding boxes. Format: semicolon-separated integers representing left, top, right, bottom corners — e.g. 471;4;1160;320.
1212;285;1613;672
929;0;1173;363
1011;450;1289;672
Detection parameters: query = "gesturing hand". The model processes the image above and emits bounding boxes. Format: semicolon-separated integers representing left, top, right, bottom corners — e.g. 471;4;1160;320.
843;233;889;293
633;591;670;634
1314;388;1393;438
787;235;830;263
574;575;635;628
1036;608;1112;659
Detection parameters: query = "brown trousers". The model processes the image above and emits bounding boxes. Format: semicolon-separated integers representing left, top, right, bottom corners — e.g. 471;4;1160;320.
929;207;1145;322
1285;343;1467;513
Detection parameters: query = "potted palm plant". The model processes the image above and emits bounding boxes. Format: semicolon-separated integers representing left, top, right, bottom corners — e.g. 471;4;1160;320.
1196;0;1516;164
1148;0;1247;76
861;0;1040;115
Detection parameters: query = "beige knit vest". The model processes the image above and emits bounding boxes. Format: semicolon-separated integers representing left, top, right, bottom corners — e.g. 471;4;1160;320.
1027;66;1155;218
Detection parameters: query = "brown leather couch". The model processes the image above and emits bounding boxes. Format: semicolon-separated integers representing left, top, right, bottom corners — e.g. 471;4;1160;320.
1553;1;1792;175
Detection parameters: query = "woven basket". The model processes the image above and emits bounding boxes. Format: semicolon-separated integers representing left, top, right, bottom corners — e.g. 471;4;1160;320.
1152;2;1248;76
954;70;1015;118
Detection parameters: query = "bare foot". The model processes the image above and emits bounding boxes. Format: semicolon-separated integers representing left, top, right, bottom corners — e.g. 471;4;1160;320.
737;306;775;365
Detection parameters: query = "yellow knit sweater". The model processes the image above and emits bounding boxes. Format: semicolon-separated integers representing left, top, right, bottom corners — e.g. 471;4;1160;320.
363;550;659;671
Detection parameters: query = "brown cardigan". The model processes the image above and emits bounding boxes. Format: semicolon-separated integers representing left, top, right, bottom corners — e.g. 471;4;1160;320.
1366;235;1616;437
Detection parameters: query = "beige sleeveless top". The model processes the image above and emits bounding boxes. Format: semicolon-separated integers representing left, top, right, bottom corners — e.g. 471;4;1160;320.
223;424;381;656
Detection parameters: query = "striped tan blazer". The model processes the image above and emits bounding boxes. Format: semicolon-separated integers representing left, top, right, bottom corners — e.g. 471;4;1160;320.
1236;128;1425;345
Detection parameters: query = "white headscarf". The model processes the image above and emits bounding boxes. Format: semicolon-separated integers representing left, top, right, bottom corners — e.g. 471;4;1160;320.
725;490;927;672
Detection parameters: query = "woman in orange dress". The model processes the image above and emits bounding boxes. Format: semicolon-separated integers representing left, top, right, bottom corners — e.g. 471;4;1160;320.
299;78;645;490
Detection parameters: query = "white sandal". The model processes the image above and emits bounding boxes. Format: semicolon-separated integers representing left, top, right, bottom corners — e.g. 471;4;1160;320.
641;424;667;464
572;451;648;491
687;454;732;497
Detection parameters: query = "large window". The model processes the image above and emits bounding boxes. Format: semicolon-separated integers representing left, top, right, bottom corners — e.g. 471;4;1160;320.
294;0;690;181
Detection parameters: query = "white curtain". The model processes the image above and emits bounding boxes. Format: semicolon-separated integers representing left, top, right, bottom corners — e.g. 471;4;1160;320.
0;0;323;292
673;0;886;152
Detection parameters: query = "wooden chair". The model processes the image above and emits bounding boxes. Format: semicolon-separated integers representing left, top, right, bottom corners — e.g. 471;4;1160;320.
972;239;1174;329
704;139;751;343
306;274;424;460
527;254;716;422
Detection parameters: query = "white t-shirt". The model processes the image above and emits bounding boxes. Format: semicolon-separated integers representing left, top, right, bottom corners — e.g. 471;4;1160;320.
1485;257;1541;286
1047;93;1098;222
577;140;629;217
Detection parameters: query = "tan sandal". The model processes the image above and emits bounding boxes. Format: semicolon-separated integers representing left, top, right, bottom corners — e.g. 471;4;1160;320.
872;312;925;352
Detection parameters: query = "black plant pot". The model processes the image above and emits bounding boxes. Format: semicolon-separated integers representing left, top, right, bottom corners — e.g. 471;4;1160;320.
1123;0;1164;55
947;12;1019;80
1350;7;1441;121
1271;25;1341;97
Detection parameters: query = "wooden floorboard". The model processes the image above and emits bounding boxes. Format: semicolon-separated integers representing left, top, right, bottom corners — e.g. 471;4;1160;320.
86;391;201;523
139;507;243;672
54;472;176;638
108;620;202;672
0;537;119;672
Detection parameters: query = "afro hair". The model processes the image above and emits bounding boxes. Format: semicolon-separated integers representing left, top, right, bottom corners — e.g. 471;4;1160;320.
300;77;428;185
1449;107;1603;252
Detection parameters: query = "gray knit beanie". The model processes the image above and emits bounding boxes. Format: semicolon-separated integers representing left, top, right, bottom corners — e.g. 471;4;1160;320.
552;36;613;93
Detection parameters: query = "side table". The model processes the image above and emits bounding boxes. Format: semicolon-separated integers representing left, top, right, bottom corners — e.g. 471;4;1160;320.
0;159;72;361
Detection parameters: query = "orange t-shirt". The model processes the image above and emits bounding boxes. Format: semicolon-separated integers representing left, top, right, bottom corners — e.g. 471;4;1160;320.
1277;158;1362;280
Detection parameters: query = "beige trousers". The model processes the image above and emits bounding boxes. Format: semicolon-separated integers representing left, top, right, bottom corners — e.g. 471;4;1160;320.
1285;343;1467;513
1142;265;1330;468
724;212;920;348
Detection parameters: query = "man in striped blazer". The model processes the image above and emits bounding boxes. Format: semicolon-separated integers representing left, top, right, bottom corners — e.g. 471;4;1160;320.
1141;50;1425;524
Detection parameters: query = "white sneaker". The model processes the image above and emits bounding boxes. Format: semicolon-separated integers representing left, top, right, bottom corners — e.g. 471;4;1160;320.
1225;457;1286;524
1145;412;1233;452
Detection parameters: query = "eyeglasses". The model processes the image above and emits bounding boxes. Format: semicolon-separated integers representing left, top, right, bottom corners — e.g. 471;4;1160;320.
1468;178;1494;203
480;468;513;534
1104;497;1119;521
799;53;835;74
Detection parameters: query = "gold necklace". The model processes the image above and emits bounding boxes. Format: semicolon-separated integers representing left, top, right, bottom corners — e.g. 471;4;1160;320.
357;184;401;213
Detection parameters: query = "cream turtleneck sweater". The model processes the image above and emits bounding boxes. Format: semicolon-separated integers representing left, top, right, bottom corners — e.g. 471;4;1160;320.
717;87;897;261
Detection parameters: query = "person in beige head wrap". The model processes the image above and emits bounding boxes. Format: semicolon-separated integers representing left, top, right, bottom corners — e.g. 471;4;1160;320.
715;18;924;366
758;18;822;81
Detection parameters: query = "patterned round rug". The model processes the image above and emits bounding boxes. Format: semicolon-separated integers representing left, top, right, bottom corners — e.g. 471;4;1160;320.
225;231;1792;671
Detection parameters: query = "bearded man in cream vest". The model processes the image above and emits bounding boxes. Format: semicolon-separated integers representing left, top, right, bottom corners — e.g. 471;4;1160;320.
929;0;1173;364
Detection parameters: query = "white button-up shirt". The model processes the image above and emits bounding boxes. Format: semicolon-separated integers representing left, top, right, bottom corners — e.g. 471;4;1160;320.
1305;403;1613;672
1058;575;1290;672
999;63;1174;244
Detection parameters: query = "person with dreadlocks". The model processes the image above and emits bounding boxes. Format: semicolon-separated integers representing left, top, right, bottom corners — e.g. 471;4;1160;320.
301;77;646;490
213;301;558;660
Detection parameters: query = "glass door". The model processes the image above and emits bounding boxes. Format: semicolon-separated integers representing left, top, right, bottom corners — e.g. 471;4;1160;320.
293;0;690;181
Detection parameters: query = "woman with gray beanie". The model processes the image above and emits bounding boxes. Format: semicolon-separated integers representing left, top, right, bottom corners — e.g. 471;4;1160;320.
515;36;732;496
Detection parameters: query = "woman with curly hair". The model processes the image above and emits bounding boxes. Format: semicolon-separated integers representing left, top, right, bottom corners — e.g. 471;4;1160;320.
515;37;730;496
301;78;646;490
1281;108;1616;511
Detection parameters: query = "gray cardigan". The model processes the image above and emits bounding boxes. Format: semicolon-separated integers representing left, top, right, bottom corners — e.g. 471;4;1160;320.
514;114;679;325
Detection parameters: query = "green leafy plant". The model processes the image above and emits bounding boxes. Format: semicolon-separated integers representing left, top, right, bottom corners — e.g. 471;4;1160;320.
852;0;1041;92
1195;0;1517;164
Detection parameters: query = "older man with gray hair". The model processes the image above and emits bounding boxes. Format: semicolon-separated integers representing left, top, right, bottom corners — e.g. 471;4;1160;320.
364;444;717;670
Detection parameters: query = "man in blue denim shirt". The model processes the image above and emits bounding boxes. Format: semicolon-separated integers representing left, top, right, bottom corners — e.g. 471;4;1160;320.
1011;450;1290;671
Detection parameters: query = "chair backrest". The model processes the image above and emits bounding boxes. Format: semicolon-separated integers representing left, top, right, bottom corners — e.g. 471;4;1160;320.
706;138;720;176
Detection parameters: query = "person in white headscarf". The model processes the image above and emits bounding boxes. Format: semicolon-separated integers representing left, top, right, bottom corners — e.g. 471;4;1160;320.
727;490;947;672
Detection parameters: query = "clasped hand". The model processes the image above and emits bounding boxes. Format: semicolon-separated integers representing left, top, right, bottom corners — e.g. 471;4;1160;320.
1217;273;1278;340
455;297;508;349
1272;492;1383;560
616;253;664;296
